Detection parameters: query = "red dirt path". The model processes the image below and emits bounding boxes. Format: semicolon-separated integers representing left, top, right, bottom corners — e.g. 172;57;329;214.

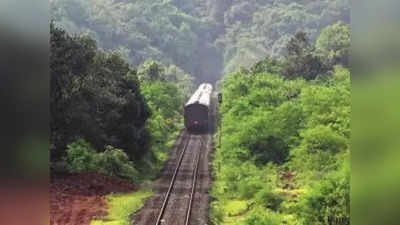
50;172;136;225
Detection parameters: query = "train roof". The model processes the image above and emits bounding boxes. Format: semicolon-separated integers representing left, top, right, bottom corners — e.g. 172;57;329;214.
185;83;213;107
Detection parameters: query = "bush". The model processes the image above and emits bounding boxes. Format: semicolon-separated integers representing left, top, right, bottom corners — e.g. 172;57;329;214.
65;139;138;180
96;146;139;179
210;201;224;225
241;208;282;225
255;187;284;211
301;125;347;155
298;163;350;225
237;176;263;199
291;125;347;173
65;139;98;172
249;135;289;165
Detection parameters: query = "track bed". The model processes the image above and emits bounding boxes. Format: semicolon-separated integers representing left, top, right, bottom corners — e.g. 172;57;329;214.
132;131;213;225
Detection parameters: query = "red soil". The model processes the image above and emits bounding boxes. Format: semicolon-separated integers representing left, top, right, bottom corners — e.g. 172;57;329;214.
50;172;136;225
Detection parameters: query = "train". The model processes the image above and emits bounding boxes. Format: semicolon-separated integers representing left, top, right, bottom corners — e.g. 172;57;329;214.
184;83;213;133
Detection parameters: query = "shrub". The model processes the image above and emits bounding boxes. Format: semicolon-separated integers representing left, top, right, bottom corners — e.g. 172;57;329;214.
241;208;282;225
237;176;263;199
301;125;347;155
65;139;138;180
210;201;224;225
65;139;98;172
96;146;139;180
255;187;284;211
298;164;350;225
249;135;289;165
290;125;347;173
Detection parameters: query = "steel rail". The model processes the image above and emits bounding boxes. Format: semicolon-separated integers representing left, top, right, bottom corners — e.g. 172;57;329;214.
184;136;205;225
155;133;192;225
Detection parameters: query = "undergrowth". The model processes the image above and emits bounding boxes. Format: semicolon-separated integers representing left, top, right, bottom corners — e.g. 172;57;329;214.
91;190;153;225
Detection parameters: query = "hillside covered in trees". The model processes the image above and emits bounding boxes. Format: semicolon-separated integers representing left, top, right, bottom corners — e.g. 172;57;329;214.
211;23;350;225
50;0;349;81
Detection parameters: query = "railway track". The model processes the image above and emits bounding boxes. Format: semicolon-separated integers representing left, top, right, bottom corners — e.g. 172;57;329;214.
132;91;216;225
153;133;204;225
133;97;215;225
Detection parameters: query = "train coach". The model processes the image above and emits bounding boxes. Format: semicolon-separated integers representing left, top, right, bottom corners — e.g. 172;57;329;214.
184;83;213;133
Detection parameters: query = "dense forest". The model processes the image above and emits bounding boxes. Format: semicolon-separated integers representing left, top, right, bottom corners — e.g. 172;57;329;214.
211;23;350;225
50;0;349;81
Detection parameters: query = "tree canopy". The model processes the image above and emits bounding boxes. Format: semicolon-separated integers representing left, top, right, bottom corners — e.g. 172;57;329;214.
51;0;349;80
316;21;350;67
50;23;150;161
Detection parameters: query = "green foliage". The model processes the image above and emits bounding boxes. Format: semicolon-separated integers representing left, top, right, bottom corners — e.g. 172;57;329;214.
137;60;192;176
291;125;347;173
138;60;166;82
51;25;193;181
51;0;223;82
210;201;225;225
250;56;283;75
237;175;264;199
91;190;153;225
65;139;138;180
164;64;195;99
141;81;183;119
241;208;282;225
244;29;350;81
220;0;350;73
225;200;249;217
316;21;350;67
211;62;350;224
50;24;150;161
283;31;329;80
65;139;97;172
96;146;139;179
298;163;350;225
255;187;284;211
51;0;349;79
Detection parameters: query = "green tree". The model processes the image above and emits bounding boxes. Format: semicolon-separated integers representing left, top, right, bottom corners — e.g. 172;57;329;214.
316;21;350;67
283;31;329;80
50;22;97;159
50;24;150;161
249;56;283;75
137;60;166;82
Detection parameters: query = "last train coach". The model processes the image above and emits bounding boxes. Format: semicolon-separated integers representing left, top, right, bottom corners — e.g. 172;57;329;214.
184;83;213;132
